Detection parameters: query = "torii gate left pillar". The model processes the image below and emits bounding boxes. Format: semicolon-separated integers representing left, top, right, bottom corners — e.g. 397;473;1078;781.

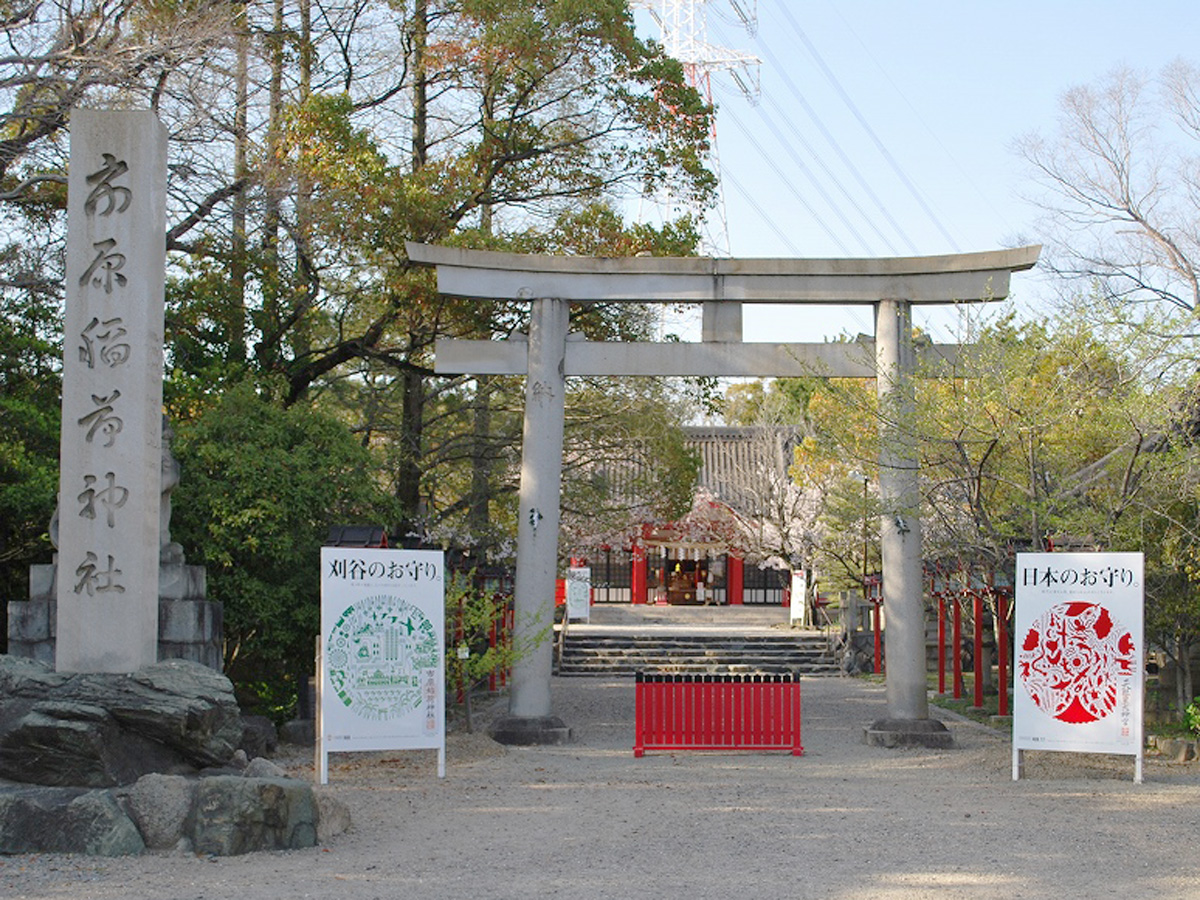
501;296;572;743
408;242;1039;747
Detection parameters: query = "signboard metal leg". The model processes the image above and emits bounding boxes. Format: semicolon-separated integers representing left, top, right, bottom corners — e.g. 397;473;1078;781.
316;634;327;785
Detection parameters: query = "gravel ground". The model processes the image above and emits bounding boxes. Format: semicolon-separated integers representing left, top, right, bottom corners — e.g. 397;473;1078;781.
3;675;1199;900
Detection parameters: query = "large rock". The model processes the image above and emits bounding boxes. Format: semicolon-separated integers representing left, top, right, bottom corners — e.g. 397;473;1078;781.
0;655;243;786
191;776;318;856
238;714;278;758
314;788;352;843
123;773;198;850
0;786;145;856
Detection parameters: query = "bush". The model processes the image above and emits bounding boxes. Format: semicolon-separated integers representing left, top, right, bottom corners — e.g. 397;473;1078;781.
172;385;398;719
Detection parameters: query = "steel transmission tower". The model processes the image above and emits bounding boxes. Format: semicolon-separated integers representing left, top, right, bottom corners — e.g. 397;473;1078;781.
635;0;760;255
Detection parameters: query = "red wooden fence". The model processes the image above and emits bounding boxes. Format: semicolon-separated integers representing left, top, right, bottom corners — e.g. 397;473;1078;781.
633;673;803;757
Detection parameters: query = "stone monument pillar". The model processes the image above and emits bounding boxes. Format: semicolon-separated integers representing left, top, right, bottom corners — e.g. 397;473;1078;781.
6;109;221;673
56;109;167;672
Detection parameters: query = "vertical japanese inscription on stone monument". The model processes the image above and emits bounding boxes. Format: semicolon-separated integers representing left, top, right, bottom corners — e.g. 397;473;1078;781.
56;110;167;673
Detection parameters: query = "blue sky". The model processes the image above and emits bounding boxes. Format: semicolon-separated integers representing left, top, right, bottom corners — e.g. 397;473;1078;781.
633;1;1200;342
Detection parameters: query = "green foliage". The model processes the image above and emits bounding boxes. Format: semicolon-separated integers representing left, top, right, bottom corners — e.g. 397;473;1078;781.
1185;698;1200;737
171;384;399;716
445;570;514;693
0;279;61;632
724;378;821;427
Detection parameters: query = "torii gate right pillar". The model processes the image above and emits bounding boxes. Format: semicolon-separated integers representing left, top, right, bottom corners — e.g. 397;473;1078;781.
868;299;952;747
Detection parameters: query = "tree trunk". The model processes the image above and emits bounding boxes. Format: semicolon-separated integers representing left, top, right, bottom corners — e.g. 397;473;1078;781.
1180;633;1194;715
293;0;314;358
1176;633;1189;719
261;0;285;349
230;0;249;363
411;0;427;172
396;362;425;540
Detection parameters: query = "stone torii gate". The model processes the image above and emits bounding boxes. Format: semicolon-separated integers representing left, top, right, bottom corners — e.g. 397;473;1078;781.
407;242;1040;747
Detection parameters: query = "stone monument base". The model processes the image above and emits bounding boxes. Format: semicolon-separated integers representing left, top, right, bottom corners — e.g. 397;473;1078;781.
863;717;954;749
8;556;221;671
488;714;572;746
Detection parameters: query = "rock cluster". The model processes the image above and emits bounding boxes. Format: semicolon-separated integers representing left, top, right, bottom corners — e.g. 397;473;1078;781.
0;655;349;856
0;656;242;786
0;767;348;856
1152;734;1199;763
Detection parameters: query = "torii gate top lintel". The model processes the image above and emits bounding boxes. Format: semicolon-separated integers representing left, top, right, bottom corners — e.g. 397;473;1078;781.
405;241;1041;305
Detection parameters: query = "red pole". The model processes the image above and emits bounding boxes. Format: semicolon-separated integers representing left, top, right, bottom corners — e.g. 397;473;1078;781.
728;555;744;605
997;591;1010;717
937;592;946;695
952;594;963;699
872;588;883;674
488;612;498;693
972;590;984;709
631;543;646;604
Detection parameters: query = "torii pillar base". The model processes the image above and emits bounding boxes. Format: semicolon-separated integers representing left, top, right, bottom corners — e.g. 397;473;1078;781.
489;715;572;746
863;717;954;749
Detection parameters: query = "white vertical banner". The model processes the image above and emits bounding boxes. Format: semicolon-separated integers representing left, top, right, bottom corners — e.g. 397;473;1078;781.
790;569;807;625
565;566;591;622
319;548;445;782
1013;552;1144;782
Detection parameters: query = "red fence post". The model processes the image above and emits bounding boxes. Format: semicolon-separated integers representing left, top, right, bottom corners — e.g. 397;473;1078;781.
633;674;646;757
952;595;964;699
972;590;984;709
937;592;946;695
997;591;1010;717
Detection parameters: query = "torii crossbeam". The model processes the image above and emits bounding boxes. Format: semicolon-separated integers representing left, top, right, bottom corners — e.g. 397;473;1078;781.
408;242;1040;747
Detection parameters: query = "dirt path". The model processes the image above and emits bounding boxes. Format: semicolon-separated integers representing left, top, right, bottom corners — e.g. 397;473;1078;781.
3;676;1199;899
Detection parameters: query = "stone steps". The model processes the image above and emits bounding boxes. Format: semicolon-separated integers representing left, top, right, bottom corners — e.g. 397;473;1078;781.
557;632;841;677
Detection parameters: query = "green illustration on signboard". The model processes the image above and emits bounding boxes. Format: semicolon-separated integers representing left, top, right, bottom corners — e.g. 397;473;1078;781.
326;594;441;721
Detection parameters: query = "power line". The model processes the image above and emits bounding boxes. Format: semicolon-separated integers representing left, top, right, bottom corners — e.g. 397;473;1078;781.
775;4;962;252
714;83;863;255
746;22;920;256
822;0;1017;238
753;85;901;255
717;164;804;255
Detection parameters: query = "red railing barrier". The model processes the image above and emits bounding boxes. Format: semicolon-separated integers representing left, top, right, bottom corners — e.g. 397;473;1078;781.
633;673;803;757
488;599;513;692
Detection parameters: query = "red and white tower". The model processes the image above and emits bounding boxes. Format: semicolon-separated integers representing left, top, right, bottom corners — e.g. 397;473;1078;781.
636;0;760;254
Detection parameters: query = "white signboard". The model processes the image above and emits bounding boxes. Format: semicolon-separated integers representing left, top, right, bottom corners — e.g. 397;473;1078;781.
566;566;591;621
319;548;445;781
790;570;807;625
1013;552;1144;782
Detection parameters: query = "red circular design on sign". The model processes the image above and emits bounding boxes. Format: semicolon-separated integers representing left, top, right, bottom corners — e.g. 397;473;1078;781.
1018;602;1136;724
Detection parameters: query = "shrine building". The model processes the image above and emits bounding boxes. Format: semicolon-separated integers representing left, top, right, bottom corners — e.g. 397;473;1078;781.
573;425;799;608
